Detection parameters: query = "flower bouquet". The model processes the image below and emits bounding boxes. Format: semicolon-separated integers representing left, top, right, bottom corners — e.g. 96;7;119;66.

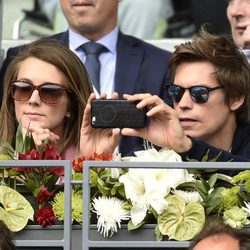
71;148;250;241
0;124;64;230
0;125;250;243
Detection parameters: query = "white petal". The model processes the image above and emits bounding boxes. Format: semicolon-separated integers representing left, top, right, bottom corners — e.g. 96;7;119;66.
130;203;147;226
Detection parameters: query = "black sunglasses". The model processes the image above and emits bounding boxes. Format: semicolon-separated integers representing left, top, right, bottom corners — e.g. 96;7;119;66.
11;81;68;104
167;84;224;104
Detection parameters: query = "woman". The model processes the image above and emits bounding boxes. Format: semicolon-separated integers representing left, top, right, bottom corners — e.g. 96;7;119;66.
0;40;93;159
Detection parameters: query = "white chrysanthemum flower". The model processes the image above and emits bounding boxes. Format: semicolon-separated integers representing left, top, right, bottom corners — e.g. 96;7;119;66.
92;196;130;237
174;190;203;203
242;201;250;215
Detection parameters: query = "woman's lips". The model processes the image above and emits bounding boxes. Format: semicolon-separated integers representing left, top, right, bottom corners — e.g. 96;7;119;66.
24;112;44;118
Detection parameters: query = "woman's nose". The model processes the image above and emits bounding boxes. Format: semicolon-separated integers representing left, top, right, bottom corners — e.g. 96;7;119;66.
28;90;42;105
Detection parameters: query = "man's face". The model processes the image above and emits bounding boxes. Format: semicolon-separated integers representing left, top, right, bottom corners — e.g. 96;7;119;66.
227;0;250;49
60;0;120;40
194;234;240;250
173;61;234;146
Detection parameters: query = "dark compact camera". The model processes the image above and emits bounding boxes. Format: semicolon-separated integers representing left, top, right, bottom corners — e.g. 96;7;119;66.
91;99;147;128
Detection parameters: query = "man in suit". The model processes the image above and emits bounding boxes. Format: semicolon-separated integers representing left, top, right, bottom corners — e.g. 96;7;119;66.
227;0;250;50
0;0;172;156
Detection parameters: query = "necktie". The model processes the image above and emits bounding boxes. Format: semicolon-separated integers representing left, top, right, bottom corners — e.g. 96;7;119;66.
80;42;107;93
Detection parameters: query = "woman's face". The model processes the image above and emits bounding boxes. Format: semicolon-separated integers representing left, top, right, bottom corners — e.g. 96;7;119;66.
14;57;70;136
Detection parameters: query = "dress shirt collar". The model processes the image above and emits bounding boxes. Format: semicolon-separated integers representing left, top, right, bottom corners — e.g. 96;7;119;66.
69;26;119;54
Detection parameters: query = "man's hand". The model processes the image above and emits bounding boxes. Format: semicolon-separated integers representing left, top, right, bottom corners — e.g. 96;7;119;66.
121;93;192;153
79;92;121;157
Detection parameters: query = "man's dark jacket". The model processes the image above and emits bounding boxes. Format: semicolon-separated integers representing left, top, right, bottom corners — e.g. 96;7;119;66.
0;31;172;156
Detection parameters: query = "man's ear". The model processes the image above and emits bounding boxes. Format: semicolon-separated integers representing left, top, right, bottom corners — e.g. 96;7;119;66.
229;96;245;111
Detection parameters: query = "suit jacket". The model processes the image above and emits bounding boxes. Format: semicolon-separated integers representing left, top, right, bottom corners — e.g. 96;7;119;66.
0;31;172;156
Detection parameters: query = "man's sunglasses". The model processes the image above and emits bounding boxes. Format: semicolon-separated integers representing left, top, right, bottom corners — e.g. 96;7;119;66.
167;84;224;104
11;81;68;104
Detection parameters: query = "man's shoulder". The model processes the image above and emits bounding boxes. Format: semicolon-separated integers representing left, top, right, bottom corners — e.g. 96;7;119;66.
235;121;250;138
118;32;172;57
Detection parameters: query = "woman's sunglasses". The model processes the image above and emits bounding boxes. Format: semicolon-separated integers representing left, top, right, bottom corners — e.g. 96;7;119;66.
11;81;68;104
167;84;224;104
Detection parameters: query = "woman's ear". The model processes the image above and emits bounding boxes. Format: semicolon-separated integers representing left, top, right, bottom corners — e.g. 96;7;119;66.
229;96;245;111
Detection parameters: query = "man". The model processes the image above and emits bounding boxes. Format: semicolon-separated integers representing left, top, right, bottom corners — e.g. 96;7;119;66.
191;219;250;250
0;0;172;156
119;30;250;166
227;0;250;119
227;0;250;50
118;0;174;39
81;30;250;170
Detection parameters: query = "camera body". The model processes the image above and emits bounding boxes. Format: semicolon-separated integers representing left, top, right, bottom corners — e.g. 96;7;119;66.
91;99;147;128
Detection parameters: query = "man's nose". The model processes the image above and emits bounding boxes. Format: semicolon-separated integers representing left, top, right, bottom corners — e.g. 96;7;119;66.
176;90;193;109
228;0;245;17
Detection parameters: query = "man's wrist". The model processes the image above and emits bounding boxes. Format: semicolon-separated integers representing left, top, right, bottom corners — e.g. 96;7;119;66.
176;136;193;153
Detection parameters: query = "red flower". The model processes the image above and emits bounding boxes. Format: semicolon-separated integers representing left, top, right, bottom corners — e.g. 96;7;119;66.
72;156;87;172
90;152;113;161
44;144;63;160
36;185;54;204
72;152;113;172
47;167;64;176
18;149;43;160
36;206;56;228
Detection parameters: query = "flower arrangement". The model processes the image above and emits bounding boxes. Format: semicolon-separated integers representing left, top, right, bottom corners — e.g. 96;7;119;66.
0;124;64;229
72;148;250;241
0;126;249;242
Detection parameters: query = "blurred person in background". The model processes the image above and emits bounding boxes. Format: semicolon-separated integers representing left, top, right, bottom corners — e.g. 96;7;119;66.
191;219;250;250
0;220;16;250
118;0;174;39
227;0;250;62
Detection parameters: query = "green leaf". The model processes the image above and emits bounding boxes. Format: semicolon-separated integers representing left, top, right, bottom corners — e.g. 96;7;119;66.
111;186;117;196
216;173;233;184
97;178;110;195
205;187;225;215
90;169;99;187
201;150;210;161
176;181;196;190
127;219;144;231
195;180;209;201
15;123;24;153
155;225;163;241
0;141;15;159
207;174;218;189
